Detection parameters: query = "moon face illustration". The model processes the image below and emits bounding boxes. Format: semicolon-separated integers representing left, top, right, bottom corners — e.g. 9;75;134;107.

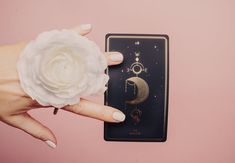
125;77;149;105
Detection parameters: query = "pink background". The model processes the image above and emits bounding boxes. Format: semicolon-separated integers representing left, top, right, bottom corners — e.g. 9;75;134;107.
0;0;235;162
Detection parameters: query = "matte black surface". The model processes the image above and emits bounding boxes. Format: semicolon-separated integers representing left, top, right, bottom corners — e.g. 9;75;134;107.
104;34;169;142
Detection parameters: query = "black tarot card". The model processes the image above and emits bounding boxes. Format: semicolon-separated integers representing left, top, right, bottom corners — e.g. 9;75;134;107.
104;34;169;142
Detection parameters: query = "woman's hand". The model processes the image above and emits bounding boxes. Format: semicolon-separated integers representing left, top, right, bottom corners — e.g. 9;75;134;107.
0;24;124;149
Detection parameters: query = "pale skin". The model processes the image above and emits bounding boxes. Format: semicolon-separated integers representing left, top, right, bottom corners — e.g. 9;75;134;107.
0;24;124;148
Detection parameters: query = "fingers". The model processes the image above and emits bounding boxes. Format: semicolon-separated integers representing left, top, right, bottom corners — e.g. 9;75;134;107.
3;113;57;149
71;24;124;66
63;99;126;123
71;24;92;36
105;52;124;66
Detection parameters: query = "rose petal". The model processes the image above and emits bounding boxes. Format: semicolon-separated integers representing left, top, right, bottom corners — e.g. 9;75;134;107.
17;29;108;108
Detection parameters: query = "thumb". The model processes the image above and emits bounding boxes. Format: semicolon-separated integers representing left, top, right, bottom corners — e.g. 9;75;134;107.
4;113;57;149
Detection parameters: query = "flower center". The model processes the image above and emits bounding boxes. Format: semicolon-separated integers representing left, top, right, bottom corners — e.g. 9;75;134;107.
42;48;83;88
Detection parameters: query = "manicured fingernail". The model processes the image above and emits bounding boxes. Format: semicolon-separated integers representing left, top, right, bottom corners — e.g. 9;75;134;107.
80;24;92;30
112;112;126;122
110;53;123;62
45;140;56;149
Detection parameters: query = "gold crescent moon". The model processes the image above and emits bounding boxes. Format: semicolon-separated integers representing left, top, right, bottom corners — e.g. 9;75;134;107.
125;77;149;105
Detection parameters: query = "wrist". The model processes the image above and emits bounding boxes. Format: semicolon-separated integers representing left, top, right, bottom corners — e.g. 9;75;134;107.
0;42;28;96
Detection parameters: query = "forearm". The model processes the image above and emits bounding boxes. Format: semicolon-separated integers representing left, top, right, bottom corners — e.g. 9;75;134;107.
0;42;27;96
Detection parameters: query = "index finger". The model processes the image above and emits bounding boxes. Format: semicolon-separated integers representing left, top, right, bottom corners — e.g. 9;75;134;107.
71;24;92;35
63;99;126;123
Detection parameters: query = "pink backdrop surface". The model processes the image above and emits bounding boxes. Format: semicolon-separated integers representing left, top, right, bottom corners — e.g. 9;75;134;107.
0;0;235;163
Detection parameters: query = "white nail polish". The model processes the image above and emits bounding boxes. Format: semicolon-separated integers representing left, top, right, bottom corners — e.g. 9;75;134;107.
110;53;123;62
45;140;56;149
80;24;92;30
113;112;126;122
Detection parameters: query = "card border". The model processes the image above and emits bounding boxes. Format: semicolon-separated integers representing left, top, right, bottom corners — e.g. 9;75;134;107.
104;33;169;142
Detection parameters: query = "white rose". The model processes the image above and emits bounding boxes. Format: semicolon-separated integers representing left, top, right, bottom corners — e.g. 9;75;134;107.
17;29;109;108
